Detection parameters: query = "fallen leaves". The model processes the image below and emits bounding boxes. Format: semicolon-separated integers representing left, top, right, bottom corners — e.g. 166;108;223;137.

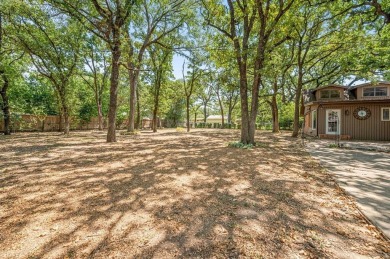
0;130;388;258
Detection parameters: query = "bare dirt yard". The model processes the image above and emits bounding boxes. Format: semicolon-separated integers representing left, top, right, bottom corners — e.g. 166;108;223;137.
0;129;389;259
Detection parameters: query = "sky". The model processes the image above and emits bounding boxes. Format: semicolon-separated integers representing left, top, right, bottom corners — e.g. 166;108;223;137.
172;54;186;80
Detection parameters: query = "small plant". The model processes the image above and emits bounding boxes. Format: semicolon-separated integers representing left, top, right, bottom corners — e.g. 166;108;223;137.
328;143;339;148
228;141;254;149
176;127;186;133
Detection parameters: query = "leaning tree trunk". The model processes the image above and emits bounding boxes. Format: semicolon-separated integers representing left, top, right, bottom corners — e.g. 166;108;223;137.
0;70;10;135
106;30;122;142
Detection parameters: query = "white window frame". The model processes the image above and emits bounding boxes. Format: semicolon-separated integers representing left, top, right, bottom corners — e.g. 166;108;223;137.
363;87;388;97
382;107;390;121
311;110;317;130
326;109;341;134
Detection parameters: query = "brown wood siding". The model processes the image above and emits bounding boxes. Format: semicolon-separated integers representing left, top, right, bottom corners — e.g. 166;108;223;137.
316;103;390;141
356;83;390;100
303;104;319;136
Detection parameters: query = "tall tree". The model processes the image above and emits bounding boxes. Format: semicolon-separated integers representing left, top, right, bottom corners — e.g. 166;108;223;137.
203;0;295;144
80;35;110;131
148;44;173;132
11;3;81;134
52;0;134;141
0;13;23;135
125;0;187;132
182;58;203;132
289;4;353;137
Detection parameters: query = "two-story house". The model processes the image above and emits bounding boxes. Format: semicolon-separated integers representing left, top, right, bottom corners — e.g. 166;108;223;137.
303;82;390;141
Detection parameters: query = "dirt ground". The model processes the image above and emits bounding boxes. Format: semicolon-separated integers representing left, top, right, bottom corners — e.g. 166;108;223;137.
0;129;389;259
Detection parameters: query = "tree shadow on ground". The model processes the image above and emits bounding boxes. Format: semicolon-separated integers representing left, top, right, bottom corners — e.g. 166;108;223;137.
0;130;388;258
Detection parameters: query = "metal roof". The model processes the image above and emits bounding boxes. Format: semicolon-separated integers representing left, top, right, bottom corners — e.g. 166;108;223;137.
348;81;390;90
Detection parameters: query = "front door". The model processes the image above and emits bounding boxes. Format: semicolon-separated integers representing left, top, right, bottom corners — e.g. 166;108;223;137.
326;109;341;134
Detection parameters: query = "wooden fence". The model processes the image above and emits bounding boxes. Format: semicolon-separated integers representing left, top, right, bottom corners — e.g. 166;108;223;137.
0;114;104;132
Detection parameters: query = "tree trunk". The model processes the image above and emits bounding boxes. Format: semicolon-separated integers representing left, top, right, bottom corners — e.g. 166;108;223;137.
186;96;190;132
128;68;138;132
217;94;224;128
152;78;161;133
203;102;207;122
228;99;233;124
271;94;280;133
97;96;103;130
136;86;141;129
292;69;303;137
239;80;250;144
0;70;10;135
106;30;121;142
63;106;70;135
59;91;70;135
271;80;280;133
58;112;63;132
152;107;158;133
194;112;197;128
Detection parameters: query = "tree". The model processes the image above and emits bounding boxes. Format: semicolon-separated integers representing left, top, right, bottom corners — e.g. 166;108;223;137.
124;0;188;132
182;58;204;132
0;13;19;135
80;35;110;130
52;0;134;141
11;3;81;135
148;44;173;132
203;0;295;144
288;4;354;137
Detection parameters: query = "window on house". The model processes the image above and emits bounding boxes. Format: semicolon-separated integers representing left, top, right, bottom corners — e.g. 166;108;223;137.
382;107;390;121
363;87;388;97
311;110;317;129
320;90;340;99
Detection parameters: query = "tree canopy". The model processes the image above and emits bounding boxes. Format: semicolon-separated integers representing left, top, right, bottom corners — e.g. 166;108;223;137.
0;0;388;143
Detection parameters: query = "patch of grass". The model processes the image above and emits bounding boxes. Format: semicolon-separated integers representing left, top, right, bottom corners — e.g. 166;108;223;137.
328;143;339;148
228;141;254;149
176;127;186;133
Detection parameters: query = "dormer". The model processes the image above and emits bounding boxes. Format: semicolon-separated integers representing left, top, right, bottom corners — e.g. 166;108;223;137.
314;84;348;102
350;82;390;100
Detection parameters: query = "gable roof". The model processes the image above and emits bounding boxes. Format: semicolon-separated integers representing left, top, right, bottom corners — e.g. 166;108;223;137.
311;84;348;93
